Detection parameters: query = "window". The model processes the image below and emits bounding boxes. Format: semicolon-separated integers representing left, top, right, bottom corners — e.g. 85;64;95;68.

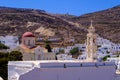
28;40;30;45
33;40;34;44
3;41;5;44
38;55;41;60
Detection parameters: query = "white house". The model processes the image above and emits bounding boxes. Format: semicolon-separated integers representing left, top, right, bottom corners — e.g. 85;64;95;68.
97;37;114;46
107;57;120;70
74;43;86;51
52;47;60;53
111;44;120;53
0;36;19;49
57;54;74;60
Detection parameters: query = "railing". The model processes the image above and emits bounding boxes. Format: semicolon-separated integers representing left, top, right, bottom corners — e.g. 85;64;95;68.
40;62;115;68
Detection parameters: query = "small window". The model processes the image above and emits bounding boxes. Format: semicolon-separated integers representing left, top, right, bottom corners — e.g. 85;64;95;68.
38;55;41;60
28;40;30;45
33;40;34;44
3;41;5;44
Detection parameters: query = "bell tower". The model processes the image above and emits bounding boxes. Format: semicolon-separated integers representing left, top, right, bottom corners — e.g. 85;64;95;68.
86;20;98;62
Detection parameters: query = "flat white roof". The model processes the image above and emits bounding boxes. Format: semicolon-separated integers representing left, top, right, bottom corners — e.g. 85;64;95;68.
8;60;115;68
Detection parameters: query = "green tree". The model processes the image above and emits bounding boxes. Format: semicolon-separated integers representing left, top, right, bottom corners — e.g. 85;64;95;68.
70;47;79;55
45;44;52;52
9;51;23;61
44;40;51;44
44;39;52;52
0;51;22;80
0;58;8;80
102;55;110;61
0;43;9;49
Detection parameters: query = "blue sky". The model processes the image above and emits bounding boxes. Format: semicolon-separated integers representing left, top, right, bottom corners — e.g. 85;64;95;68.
0;0;120;16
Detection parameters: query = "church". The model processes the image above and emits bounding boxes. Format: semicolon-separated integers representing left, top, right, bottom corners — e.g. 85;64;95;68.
16;32;56;61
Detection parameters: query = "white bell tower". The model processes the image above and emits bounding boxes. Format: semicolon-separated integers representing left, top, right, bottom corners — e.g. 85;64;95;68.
86;20;98;62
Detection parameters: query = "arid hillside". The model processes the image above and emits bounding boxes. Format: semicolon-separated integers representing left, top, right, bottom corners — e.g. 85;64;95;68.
0;5;120;43
59;5;120;43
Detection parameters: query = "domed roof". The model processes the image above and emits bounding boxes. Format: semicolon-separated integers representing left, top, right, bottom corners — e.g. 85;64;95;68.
22;32;35;37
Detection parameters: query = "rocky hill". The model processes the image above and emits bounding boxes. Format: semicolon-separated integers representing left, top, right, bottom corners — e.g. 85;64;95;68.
0;7;85;43
0;6;120;43
61;5;120;43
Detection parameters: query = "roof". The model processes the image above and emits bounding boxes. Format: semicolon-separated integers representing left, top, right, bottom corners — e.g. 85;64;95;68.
22;32;35;37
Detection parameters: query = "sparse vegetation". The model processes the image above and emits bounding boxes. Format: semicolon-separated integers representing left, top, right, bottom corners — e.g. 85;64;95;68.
70;47;79;55
0;5;120;44
44;39;51;44
45;44;52;52
102;55;110;61
0;43;9;49
59;49;65;54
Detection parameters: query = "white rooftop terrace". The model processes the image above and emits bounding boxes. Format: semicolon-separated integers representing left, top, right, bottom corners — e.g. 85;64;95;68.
8;60;115;68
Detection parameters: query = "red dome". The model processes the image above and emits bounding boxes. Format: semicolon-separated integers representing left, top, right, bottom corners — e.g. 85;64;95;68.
22;32;35;37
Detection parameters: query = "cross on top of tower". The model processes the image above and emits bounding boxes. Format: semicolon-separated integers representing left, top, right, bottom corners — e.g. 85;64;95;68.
88;20;95;33
90;20;93;27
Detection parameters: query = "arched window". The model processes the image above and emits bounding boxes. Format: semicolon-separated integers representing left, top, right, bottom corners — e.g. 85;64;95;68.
33;40;34;44
38;55;41;60
28;40;30;45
